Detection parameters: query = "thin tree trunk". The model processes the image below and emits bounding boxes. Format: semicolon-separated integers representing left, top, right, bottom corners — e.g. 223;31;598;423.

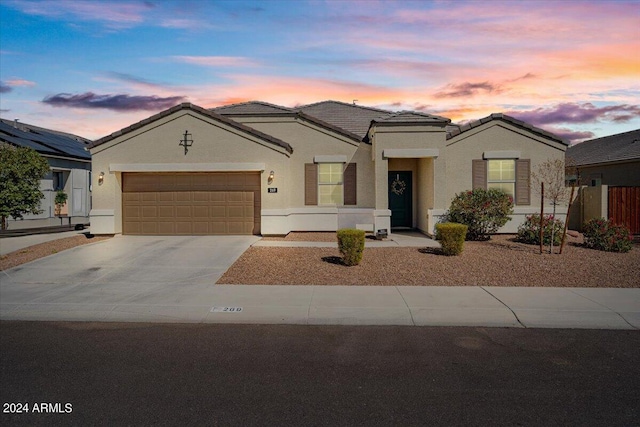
1;216;6;231
539;182;544;255
559;183;576;255
550;204;557;254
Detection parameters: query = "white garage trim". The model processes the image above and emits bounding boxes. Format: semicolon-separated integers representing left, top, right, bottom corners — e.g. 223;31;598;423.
110;163;266;172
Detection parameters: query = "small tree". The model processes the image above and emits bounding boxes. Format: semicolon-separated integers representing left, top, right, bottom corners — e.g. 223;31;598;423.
54;190;68;216
444;188;514;241
531;159;569;253
0;144;50;230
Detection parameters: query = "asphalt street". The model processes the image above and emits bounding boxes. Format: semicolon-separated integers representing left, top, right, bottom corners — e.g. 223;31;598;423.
1;322;638;426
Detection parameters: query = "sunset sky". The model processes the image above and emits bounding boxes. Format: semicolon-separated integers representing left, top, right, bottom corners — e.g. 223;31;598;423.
1;0;639;143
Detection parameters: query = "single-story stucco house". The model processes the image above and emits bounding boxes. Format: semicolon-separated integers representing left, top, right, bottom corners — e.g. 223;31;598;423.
0;118;92;229
566;128;640;187
87;101;567;236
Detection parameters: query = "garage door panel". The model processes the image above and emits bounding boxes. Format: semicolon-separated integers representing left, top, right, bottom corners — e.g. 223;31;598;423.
175;206;191;219
158;193;174;202
142;222;158;234
142;193;158;202
122;173;260;235
193;206;209;218
176;192;192;202
193;192;209;202
142;206;158;218
158;206;175;218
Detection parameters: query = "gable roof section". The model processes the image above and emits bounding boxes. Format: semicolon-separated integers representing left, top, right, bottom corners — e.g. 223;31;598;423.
212;101;295;116
89;103;293;154
295;100;391;139
372;111;450;125
215;100;362;143
0;119;91;160
566;128;640;166
447;113;567;145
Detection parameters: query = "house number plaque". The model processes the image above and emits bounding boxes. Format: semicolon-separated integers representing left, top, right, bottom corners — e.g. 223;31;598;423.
211;307;243;313
268;188;278;193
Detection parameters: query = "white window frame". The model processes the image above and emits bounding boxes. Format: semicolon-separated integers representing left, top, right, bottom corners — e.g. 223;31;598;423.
317;163;344;206
487;159;516;198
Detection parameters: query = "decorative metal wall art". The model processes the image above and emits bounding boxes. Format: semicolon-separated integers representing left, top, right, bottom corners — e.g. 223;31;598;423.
179;130;193;155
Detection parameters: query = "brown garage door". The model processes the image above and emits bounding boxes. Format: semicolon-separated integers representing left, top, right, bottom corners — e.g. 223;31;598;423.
122;172;261;235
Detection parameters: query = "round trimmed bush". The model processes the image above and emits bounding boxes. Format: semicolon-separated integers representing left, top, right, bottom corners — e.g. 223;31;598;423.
444;188;514;241
337;228;365;266
435;222;468;256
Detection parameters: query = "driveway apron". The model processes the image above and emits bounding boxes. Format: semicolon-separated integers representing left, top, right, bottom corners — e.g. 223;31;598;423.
0;235;259;321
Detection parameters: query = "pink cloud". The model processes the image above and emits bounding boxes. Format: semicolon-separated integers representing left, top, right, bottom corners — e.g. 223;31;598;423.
5;78;36;87
7;0;152;28
171;56;260;68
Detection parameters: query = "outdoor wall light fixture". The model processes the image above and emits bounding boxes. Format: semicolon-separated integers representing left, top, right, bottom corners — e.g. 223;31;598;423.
98;172;105;185
268;170;275;184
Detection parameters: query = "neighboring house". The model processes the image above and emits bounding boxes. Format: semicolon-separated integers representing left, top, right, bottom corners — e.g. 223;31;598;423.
0;118;92;229
565;129;640;233
565;128;640;187
87;101;567;236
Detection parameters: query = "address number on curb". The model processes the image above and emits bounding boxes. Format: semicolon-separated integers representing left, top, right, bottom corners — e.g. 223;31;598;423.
211;307;243;313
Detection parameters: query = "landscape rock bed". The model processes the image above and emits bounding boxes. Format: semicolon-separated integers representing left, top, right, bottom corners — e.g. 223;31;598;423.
219;234;639;287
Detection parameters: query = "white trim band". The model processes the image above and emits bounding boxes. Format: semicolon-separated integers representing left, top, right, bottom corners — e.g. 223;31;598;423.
383;149;439;158
483;151;521;159
314;155;348;163
109;163;266;172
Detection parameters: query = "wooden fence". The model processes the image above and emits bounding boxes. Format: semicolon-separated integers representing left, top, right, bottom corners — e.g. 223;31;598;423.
608;187;640;234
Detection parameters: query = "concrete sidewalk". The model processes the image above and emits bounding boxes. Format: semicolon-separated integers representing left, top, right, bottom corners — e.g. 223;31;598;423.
1;283;638;330
0;229;92;256
254;231;441;248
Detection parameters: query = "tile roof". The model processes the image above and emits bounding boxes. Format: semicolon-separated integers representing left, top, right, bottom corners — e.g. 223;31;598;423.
295;100;391;139
212;101;295;115
0;118;91;160
215;100;363;143
566;128;640;166
446;113;567;145
372;111;450;125
88;103;293;154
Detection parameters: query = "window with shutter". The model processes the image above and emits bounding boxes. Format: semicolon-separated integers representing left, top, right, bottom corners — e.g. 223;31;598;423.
304;162;357;206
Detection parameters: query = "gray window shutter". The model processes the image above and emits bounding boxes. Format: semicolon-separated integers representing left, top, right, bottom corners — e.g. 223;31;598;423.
472;159;487;190
515;159;531;205
344;163;357;205
305;163;318;205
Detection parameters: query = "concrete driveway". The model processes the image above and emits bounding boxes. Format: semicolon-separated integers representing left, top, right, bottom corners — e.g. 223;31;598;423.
1;235;259;322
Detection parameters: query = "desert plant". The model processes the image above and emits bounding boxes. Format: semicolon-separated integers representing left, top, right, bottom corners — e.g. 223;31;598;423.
531;158;571;253
444;188;514;241
435;222;467;256
517;214;564;246
583;218;633;253
336;228;365;266
54;190;68;215
0;144;50;230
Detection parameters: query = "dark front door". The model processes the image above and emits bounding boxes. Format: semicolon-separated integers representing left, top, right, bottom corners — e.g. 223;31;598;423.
388;171;412;228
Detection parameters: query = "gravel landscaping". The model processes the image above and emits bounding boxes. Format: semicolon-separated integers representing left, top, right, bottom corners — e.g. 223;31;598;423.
0;234;112;271
219;233;640;287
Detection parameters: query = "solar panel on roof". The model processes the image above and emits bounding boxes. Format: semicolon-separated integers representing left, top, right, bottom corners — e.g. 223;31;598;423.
0;132;60;155
0;121;90;159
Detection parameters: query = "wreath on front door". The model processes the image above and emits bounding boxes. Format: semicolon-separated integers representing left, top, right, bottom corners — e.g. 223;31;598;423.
391;178;406;195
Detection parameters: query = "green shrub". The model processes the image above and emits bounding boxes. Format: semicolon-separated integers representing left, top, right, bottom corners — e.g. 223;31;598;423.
444;188;514;241
337;228;365;266
435;223;467;256
517;214;564;246
583;218;633;253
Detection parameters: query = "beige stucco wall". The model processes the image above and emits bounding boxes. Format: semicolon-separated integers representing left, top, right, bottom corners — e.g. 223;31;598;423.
90;110;291;234
234;116;374;208
440;121;568;233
